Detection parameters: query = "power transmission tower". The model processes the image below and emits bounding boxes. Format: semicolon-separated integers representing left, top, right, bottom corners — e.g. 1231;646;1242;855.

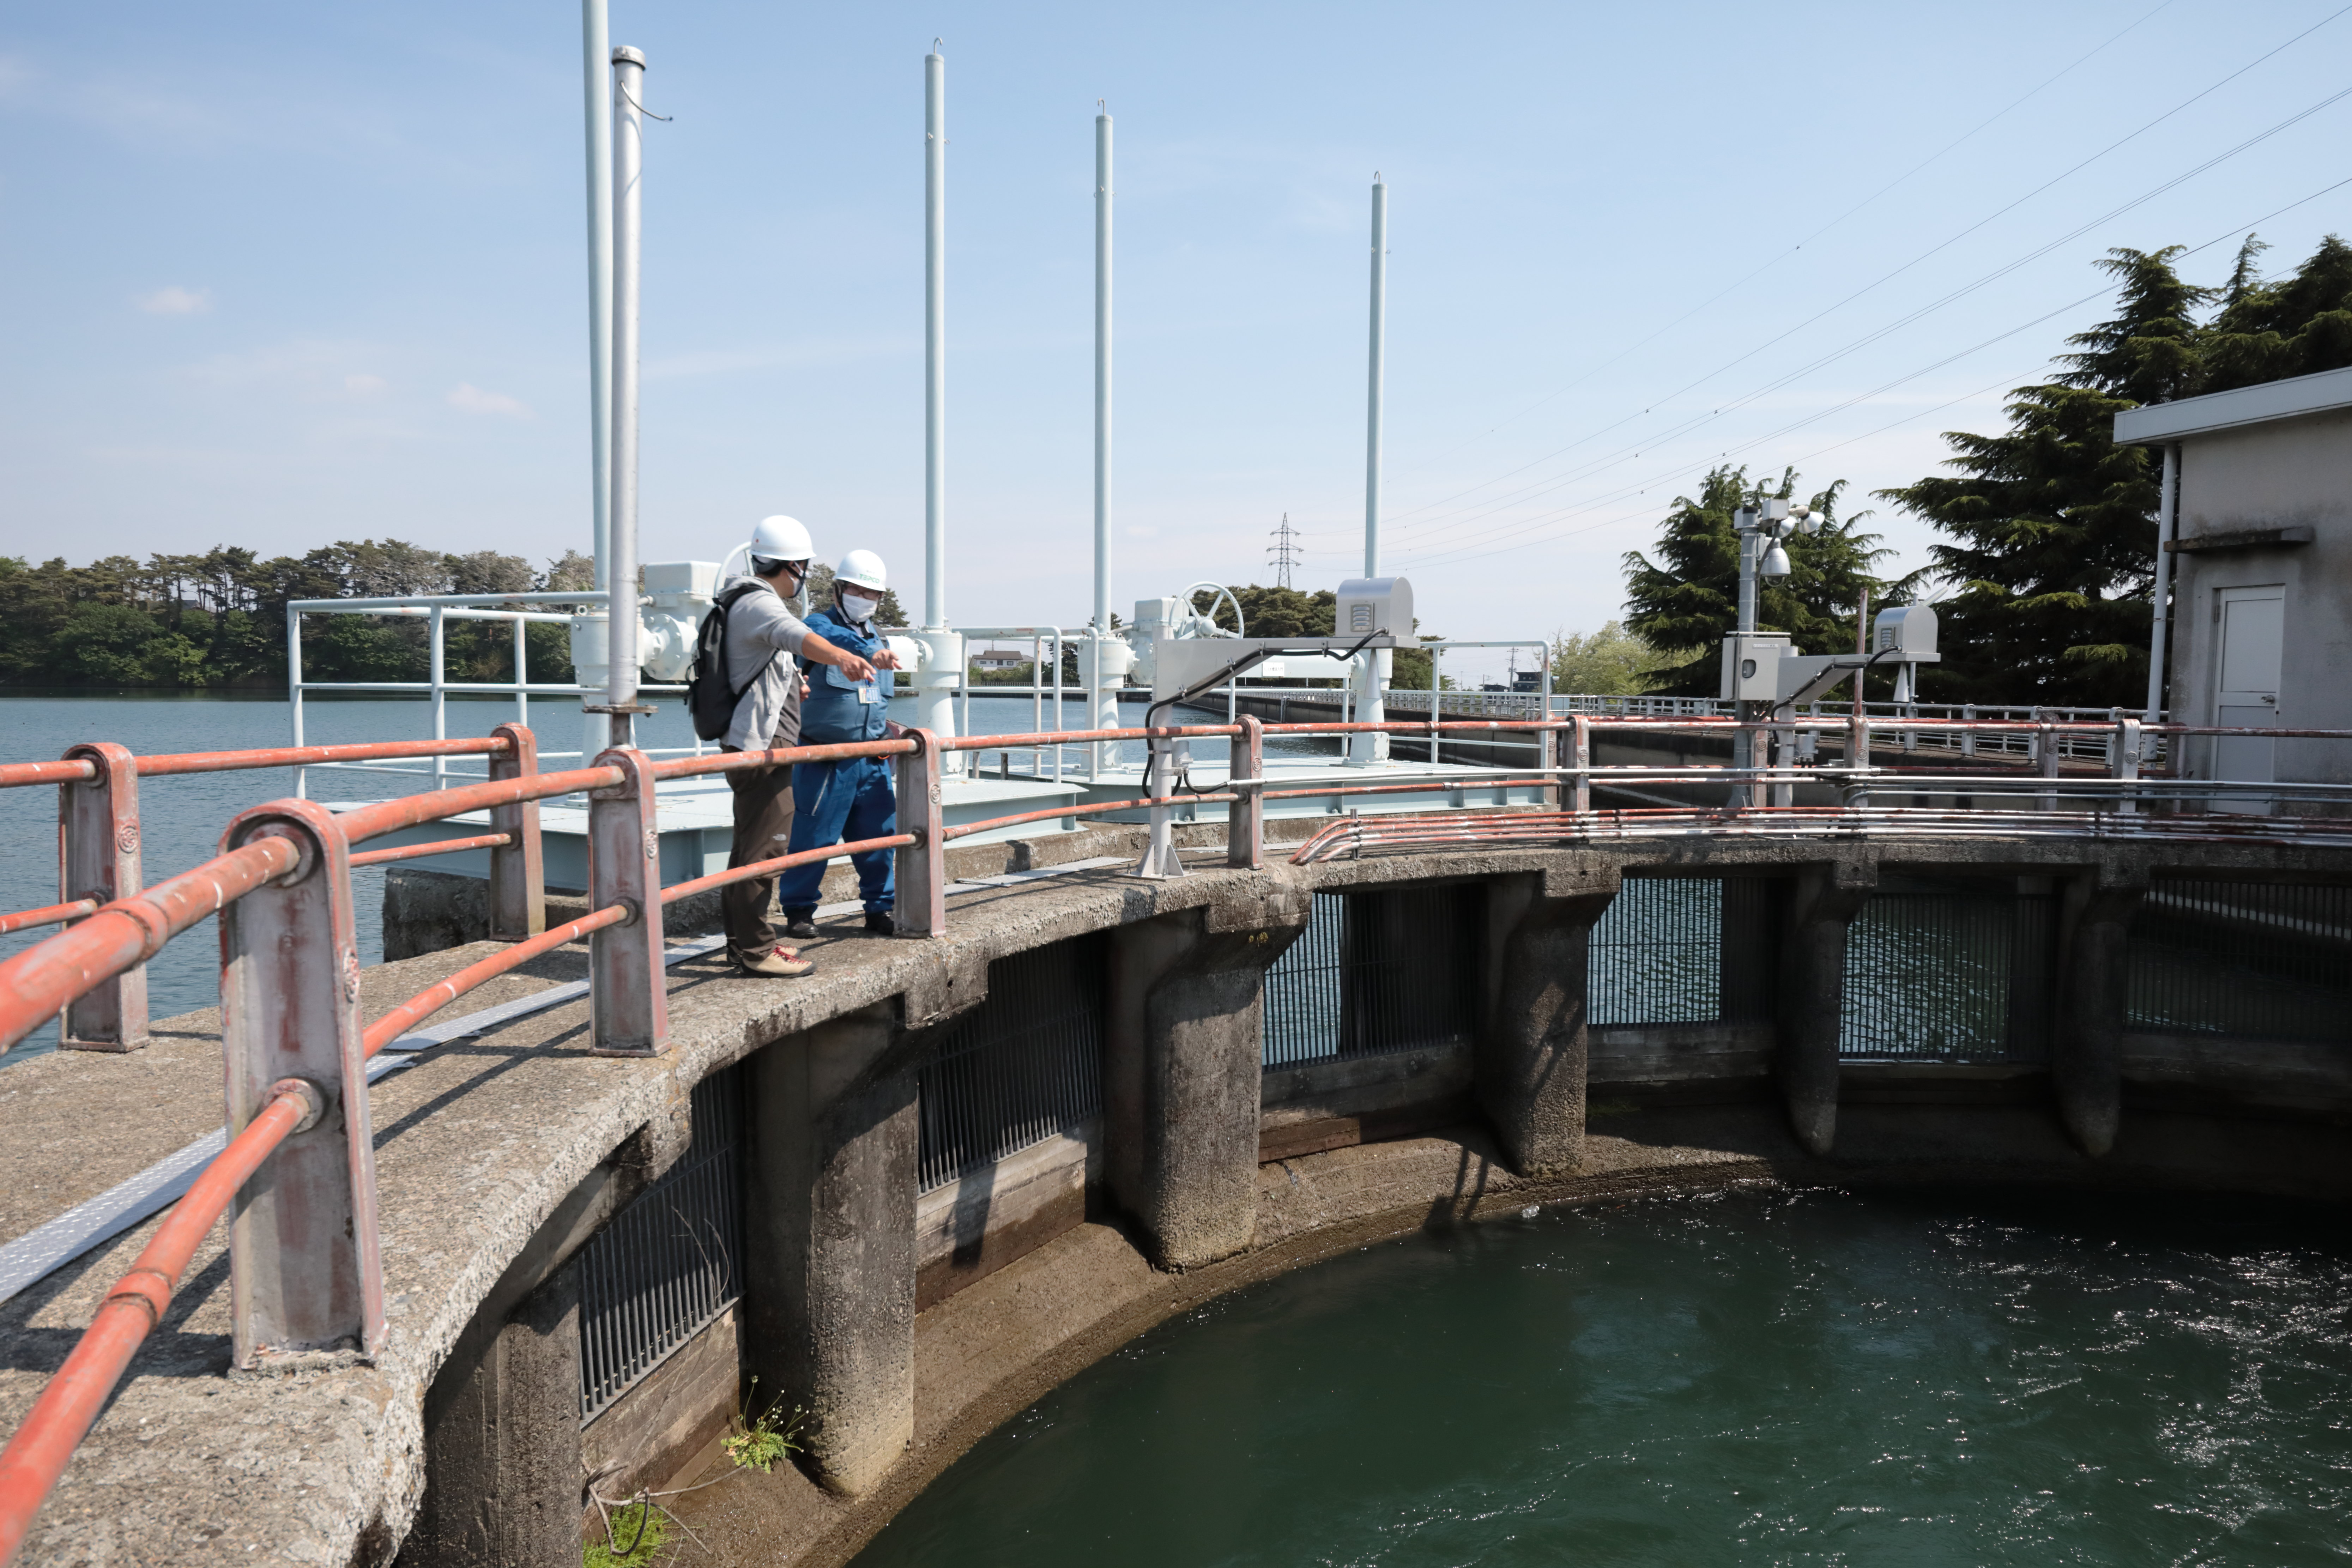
1266;513;1301;589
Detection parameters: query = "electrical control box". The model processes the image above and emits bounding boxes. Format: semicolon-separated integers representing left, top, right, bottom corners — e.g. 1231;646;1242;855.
1335;576;1414;640
1719;632;1792;701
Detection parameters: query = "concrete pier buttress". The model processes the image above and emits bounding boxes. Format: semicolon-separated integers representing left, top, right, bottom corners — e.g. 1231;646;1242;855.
1776;860;1878;1156
1477;866;1621;1176
2053;861;2150;1157
401;1164;628;1568
743;1002;925;1497
1107;895;1309;1270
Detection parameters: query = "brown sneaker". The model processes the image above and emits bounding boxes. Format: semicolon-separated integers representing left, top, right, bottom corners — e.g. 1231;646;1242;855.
734;944;814;978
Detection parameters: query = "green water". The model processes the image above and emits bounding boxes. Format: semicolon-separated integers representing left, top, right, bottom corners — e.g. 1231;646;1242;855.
853;1188;2352;1567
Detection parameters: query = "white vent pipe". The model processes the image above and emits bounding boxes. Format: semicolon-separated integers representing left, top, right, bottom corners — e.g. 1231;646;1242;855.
1350;174;1390;765
910;44;962;753
605;43;647;744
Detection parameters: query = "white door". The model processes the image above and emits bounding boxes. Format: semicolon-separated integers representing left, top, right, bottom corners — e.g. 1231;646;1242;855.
2211;586;2283;813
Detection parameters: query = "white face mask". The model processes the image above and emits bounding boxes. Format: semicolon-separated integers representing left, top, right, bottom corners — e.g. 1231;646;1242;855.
840;591;880;622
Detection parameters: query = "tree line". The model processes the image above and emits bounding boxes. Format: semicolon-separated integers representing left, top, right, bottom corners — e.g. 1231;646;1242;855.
1610;233;2352;707
0;542;598;689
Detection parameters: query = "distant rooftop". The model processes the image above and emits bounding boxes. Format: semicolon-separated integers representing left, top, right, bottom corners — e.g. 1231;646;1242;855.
2114;364;2352;444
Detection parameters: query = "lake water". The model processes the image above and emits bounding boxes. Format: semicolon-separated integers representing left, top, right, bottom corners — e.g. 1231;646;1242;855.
0;690;1122;1048
853;1186;2352;1568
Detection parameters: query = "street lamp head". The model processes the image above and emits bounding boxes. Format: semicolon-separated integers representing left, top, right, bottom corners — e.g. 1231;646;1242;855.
1760;542;1792;578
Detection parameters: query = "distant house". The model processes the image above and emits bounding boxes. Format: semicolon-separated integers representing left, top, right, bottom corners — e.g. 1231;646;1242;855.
970;649;1029;672
2116;365;2352;811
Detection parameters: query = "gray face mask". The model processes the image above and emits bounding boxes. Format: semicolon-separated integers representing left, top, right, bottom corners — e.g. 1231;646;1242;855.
840;591;881;623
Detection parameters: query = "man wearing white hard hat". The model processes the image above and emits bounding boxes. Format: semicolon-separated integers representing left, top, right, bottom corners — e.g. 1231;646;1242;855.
776;549;903;937
714;516;879;977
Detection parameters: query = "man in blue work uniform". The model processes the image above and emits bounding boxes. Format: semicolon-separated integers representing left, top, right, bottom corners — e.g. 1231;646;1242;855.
779;550;903;937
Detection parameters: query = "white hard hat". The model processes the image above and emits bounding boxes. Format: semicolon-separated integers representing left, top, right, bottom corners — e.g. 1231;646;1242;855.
748;515;813;566
836;550;887;593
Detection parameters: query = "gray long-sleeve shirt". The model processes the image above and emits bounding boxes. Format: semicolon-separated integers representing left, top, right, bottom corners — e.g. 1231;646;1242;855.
720;576;812;752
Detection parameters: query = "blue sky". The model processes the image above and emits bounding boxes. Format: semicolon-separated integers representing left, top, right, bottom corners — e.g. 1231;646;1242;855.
4;2;2348;679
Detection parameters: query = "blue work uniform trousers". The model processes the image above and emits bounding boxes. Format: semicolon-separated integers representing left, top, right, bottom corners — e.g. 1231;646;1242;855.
777;755;896;917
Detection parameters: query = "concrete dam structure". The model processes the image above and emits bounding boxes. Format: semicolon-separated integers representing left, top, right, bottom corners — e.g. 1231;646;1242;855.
3;787;2347;1564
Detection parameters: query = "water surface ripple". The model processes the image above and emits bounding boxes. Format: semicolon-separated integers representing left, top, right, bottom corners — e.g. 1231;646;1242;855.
854;1187;2352;1567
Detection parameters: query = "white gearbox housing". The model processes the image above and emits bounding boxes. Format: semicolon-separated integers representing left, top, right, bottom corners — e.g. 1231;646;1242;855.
637;561;722;682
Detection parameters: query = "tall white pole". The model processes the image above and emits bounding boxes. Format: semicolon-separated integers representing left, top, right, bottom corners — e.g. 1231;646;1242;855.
924;45;948;631
607;44;647;747
1351;175;1390;764
912;44;963;758
2144;441;2180;721
576;1;615;767
582;0;613;595
1363;174;1387;579
1091;105;1118;766
1092;107;1113;638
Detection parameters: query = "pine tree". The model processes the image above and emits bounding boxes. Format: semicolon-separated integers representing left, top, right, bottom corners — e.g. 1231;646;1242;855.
1622;465;1890;697
2198;233;2352;392
1877;247;2204;706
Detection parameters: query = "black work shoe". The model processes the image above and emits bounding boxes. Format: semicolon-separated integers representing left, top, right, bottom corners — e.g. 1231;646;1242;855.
864;911;896;936
783;916;818;940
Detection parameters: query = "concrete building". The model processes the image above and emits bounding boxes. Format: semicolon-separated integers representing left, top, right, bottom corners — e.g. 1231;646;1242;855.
2117;364;2352;810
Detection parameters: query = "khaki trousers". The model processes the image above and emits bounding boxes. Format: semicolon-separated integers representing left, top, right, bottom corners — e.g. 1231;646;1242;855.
723;754;797;957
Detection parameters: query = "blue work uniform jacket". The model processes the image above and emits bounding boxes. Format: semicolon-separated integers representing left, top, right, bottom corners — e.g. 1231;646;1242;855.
796;605;891;745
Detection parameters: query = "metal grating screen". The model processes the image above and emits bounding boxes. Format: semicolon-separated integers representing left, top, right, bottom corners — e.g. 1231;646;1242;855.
1262;886;1482;1067
917;937;1107;1195
578;1065;744;1423
1586;876;1776;1027
2127;879;2352;1043
1840;875;2056;1062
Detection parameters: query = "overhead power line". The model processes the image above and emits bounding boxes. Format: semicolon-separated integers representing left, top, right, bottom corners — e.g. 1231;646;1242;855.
1390;85;2352;557
1383;2;2352;534
1386;0;2181;479
1386;173;2352;574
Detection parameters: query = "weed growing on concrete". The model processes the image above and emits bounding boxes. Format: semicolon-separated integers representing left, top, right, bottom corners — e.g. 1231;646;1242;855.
723;1381;805;1475
583;1500;667;1568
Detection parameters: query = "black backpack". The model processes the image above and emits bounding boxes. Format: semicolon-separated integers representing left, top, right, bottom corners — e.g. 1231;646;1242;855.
685;582;780;741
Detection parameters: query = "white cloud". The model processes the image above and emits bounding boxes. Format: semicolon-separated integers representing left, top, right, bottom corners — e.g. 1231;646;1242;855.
343;373;387;396
446;382;532;419
135;285;210;316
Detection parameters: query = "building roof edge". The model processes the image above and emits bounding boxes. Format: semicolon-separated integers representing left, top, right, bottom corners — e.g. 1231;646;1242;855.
2114;364;2352;444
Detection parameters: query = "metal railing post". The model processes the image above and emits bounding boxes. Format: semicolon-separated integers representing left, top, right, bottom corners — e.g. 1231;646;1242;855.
1229;715;1264;869
587;747;669;1056
1961;703;1975;758
429;605;448;788
1847;712;1870;808
1571;715;1591;815
217;798;384;1368
2037;710;2060;812
59;744;147;1053
895;729;947;936
2114;714;2142;815
487;722;546;941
